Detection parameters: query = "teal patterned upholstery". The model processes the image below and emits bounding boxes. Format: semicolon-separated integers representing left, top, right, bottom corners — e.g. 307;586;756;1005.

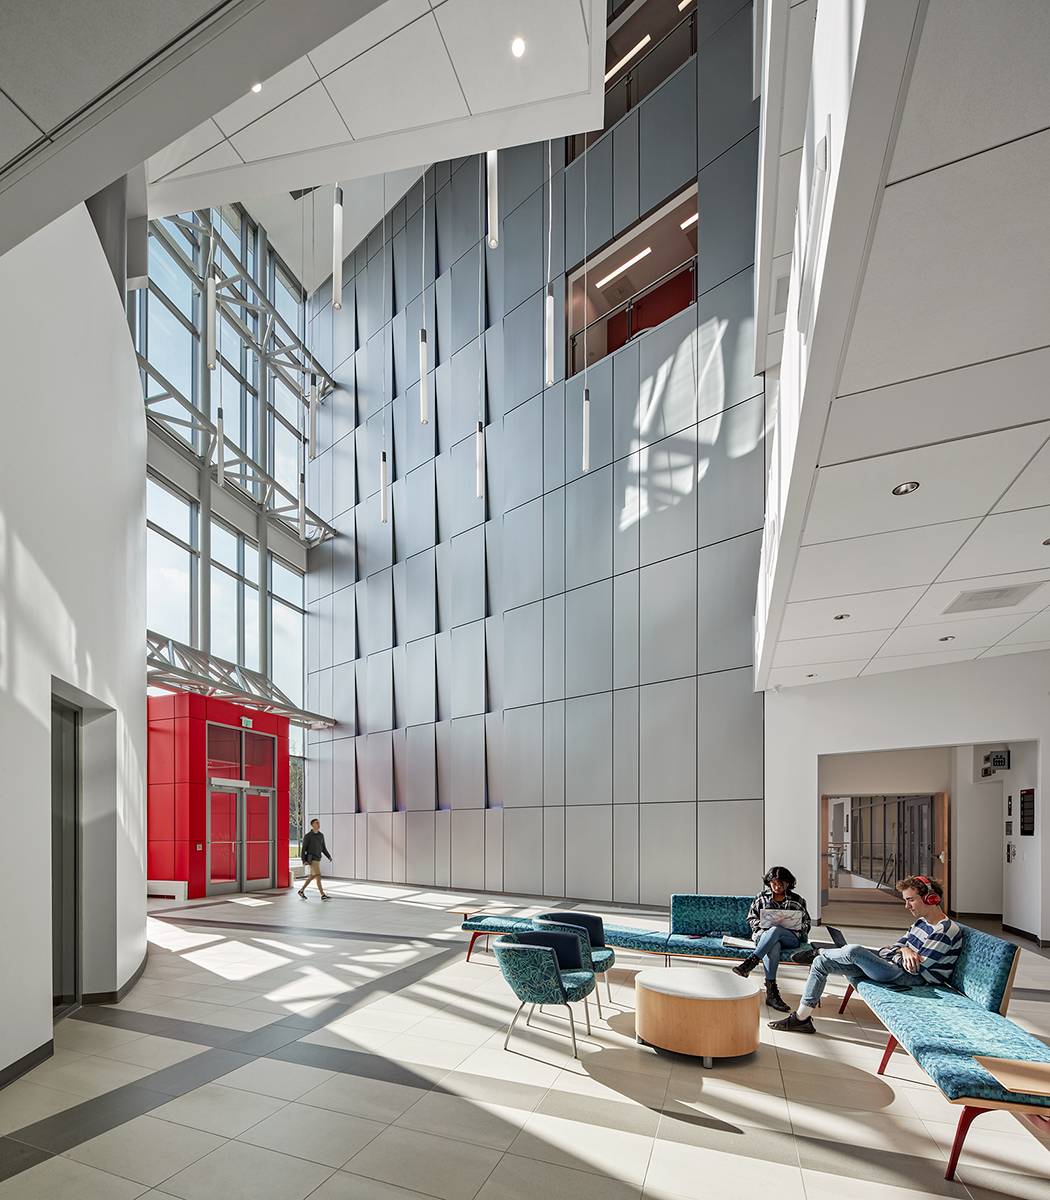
602;924;669;953
461;915;533;934
667;895;814;960
533;913;616;976
493;933;596;1006
946;925;1018;1012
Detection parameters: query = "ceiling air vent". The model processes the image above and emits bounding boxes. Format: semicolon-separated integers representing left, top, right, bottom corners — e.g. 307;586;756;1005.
942;583;1044;614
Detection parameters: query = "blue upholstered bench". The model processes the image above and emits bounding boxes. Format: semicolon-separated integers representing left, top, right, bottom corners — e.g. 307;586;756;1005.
664;894;815;963
838;924;1050;1179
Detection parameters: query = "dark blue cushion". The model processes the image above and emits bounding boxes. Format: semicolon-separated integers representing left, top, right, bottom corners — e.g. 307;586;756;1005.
514;930;585;972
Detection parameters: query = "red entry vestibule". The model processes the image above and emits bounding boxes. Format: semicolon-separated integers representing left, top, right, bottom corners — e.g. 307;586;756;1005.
148;692;290;899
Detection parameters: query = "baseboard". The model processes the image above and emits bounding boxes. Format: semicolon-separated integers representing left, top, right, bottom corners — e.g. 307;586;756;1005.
147;879;187;900
82;947;148;1006
1002;923;1040;946
952;911;1004;921
0;1038;54;1091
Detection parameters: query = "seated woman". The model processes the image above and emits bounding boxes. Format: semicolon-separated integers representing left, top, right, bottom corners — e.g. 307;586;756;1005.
732;866;811;1012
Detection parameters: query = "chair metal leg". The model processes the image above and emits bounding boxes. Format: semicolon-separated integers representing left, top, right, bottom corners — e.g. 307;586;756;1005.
877;1034;899;1075
606;974;613;1004
595;982;604;1019
945;1106;987;1180
525;1003;536;1028
504;1001;526;1050
583;995;592;1035
838;984;854;1014
564;1004;579;1058
466;931;484;962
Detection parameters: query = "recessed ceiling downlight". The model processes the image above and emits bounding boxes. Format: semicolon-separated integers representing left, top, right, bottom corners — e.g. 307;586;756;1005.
938;635;955;642
892;481;919;495
1043;537;1050;546
511;37;525;57
806;673;817;678
833;613;849;620
251;82;262;92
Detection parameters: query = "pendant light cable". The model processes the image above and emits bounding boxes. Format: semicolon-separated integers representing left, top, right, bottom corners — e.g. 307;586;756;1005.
420;165;428;424
545;139;555;386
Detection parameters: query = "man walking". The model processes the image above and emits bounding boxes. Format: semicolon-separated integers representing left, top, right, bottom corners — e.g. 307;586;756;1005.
769;875;960;1034
298;819;333;899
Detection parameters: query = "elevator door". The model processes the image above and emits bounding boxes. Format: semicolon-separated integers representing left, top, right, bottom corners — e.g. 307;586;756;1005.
52;701;79;1018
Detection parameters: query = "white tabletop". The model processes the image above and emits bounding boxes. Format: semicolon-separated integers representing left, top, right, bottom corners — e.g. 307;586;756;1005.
636;966;760;1000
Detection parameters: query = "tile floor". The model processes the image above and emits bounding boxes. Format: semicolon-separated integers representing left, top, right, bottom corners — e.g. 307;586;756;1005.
2;882;1050;1200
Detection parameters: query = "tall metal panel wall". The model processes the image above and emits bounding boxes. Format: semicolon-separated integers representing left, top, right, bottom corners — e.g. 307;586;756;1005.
307;2;765;903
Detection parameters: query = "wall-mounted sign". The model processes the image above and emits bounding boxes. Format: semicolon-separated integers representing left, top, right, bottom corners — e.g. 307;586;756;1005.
241;716;253;728
1020;789;1035;836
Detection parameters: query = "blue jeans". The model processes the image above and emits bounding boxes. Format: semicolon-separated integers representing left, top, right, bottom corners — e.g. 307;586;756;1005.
800;944;915;1010
754;926;801;980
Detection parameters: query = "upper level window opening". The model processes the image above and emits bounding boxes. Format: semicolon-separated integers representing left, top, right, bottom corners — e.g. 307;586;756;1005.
568;184;697;376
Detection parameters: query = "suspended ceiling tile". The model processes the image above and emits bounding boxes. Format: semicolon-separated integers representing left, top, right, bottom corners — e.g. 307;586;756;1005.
0;93;44;173
825;346;1050;465
766;660;869;689
938;505;1050;581
990;604;1050;647
148;118;225;182
900;569;1050;627
230;83;352;163
888;0;1050;184
772;629;890;668
434;0;590;114
213;57;320;138
981;639;1050;658
778;587;926;640
309;0;430;78
860;648;980;676
802;424;1049;546
993;439;1050;515
838;131;1050;396
165;139;243;181
877;612;1029;657
790;520;980;601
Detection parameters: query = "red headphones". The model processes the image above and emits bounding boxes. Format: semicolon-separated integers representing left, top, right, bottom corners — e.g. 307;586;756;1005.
914;876;941;906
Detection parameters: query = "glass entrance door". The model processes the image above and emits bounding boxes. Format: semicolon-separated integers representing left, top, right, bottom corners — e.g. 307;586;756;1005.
51;701;79;1019
205;722;277;896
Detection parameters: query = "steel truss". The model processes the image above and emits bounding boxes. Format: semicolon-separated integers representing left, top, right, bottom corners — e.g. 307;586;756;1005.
147;630;334;729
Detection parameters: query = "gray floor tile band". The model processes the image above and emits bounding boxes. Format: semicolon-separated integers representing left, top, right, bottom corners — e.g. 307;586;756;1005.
1012;987;1050;1003
268;1040;437;1089
7;1082;170;1155
0;1137;52;1183
150;914;455;946
131;1048;256;1097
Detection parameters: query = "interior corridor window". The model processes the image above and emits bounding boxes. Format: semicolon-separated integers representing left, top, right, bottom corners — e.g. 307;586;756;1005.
146;477;197;644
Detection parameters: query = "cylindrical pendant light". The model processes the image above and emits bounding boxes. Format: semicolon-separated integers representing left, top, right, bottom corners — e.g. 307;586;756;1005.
419;329;429;424
380;451;388;523
206;274;217;370
332;186;343;310
476;422;484;500
582;389;590;474
216;406;225;487
545;287;555;386
486;151;499;249
298;471;306;539
309;375;318;460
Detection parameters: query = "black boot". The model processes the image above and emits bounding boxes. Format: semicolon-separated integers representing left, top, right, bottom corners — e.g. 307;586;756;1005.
791;947;817;966
733;954;760;978
764;980;790;1012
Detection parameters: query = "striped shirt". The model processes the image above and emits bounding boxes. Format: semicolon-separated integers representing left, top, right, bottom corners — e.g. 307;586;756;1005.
879;917;962;985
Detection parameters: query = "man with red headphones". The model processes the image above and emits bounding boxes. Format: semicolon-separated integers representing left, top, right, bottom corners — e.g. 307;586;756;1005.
769;875;961;1035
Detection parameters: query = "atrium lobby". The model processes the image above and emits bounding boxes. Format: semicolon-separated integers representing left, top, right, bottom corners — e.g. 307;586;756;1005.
1;0;1049;1198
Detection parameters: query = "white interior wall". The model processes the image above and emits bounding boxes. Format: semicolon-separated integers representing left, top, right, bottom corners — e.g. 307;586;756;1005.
820;747;951;795
1000;740;1039;937
0;205;146;1073
949;745;1002;915
765;650;1049;937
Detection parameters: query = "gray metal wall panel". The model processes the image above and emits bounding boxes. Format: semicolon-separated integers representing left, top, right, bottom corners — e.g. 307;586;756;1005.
503;600;543;708
638;57;697;218
543;806;565;898
502;498;543;611
565;358;613;485
543;594;565;702
564;466;613;591
451;337;485;446
451;525;487;627
639;802;697;904
543;489;565;598
434;809;451;886
565;806;612;901
639;677;697;804
612;454;640;576
613;109;639;236
503;806;543;895
403;549;436;642
332;736;356;813
639;553;698;685
435;539;451;632
366;649;393;732
543;383;565;493
612;804;639;903
435;717;452;809
698;270;762;415
485;710;503;809
696;394;764;549
697;4;760;172
697;799;763;893
612;340;640;462
485;808;504;893
405;810;435;886
697;668;764;800
697;531;760;674
613;687;639;805
332;586;356;666
503;395;543;509
405;637;436;728
503;704;544;809
451;619;486;717
613;571;639;689
637;308;699;447
503;292;543;411
332;661;355;737
404;462;436;558
364;730;393;811
450;157;483;263
543;700;564;807
392;727;407;811
451;714;486;808
392;811;406;883
564;132;612;268
451;808;485;890
564;580;613;698
332;278;356;369
332;429;357;520
564;693;613;807
331;812;356;878
485;518;503;621
405;379;438;472
355;811;369;878
502;188;543;314
501;141;543;216
450;434;486;538
451;246;482;356
695;130;759;298
638;425;699;566
405;723;436;810
485;612;504;713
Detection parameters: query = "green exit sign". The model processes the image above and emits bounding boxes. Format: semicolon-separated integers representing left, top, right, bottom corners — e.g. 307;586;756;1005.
241;717;253;728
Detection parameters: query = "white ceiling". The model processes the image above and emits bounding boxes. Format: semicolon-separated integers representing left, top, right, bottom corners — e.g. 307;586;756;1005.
761;0;1050;690
146;0;604;218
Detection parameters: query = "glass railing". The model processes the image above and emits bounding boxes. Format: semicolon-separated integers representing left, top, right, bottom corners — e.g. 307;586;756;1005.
569;255;697;376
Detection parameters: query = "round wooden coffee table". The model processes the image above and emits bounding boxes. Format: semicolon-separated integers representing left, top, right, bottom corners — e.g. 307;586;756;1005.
634;966;760;1067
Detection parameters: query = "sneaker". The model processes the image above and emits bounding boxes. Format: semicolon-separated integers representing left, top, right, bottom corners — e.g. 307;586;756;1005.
297;890;307;898
321;893;331;901
791;948;817;966
768;1011;816;1034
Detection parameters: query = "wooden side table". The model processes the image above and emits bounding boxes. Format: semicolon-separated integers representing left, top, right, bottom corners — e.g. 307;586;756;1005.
635;965;760;1067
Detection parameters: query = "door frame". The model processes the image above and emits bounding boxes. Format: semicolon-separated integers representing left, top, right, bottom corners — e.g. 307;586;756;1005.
206;780;277;896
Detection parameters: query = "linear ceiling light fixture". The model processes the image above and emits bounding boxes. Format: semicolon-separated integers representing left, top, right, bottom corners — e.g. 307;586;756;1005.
309;375;317;460
420;167;429;425
486;151;499;249
205;271;217;370
596;246;651;290
215;406;225;487
545;141;555;387
477;157;486;501
891;481;920;495
605;35;651;81
680;212;698;229
582;130;590;474
677;0;692;9
332;186;343;310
